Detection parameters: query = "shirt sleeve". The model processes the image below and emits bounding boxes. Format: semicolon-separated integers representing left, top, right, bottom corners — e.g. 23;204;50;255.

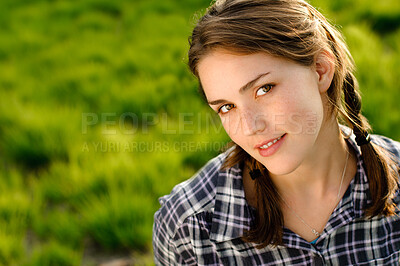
153;209;197;265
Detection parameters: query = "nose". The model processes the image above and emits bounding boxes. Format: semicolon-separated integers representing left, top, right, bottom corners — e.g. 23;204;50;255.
240;108;267;136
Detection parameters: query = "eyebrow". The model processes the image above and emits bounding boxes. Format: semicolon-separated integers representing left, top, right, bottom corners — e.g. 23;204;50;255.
207;72;271;105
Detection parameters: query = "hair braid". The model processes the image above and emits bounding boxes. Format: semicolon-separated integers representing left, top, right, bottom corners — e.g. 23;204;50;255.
242;159;284;248
343;72;398;217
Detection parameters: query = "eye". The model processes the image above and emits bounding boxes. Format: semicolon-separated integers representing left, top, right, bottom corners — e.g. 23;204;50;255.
256;84;273;97
218;104;235;114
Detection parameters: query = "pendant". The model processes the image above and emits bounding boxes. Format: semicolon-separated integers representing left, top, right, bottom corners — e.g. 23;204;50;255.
311;229;320;237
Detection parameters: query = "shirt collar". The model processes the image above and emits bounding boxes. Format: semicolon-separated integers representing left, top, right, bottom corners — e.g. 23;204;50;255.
209;164;254;242
339;126;370;218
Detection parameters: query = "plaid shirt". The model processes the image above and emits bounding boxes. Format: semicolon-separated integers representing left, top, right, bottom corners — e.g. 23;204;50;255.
153;131;400;265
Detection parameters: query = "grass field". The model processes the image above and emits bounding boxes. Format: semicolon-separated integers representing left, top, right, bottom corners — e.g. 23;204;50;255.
0;0;399;265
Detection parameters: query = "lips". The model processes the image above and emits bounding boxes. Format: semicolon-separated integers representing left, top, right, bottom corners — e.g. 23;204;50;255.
255;134;286;150
255;133;286;157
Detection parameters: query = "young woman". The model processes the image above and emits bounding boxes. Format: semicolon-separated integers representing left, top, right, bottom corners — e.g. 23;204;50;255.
153;0;400;264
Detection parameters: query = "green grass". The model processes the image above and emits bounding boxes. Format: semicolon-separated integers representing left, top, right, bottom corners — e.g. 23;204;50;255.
0;216;26;265
28;240;82;266
0;0;399;264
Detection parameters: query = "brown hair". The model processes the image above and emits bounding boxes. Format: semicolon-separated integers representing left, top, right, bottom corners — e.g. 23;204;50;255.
188;0;399;248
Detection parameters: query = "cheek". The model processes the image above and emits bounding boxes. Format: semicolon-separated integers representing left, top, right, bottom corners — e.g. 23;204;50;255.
285;111;322;135
276;89;324;134
221;116;239;137
221;115;247;144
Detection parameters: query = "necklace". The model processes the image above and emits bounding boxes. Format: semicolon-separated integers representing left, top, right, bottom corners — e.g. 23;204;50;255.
279;150;350;237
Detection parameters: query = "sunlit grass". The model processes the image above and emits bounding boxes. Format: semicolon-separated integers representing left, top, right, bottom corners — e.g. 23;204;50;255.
0;216;26;265
79;192;154;251
27;240;82;266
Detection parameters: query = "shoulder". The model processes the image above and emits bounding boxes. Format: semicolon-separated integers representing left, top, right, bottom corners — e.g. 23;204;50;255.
341;125;400;158
153;150;231;238
370;134;400;161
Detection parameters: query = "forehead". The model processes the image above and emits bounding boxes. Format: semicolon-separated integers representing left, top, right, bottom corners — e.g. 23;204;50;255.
198;51;293;96
198;50;278;75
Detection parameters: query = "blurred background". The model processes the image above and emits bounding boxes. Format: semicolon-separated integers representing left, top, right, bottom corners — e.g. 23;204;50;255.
0;0;399;265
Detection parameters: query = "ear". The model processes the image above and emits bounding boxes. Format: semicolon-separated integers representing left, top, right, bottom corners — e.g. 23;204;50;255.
314;51;335;93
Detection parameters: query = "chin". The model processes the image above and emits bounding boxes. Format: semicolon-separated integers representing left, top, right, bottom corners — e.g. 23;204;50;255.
264;164;298;176
257;156;302;176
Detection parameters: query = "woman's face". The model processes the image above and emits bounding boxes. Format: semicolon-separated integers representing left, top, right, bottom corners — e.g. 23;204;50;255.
198;50;329;175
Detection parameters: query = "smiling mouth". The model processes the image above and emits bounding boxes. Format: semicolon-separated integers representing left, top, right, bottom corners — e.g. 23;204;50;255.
259;134;285;149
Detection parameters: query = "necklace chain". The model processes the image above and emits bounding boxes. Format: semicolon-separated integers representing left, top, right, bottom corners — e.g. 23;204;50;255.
279;150;350;238
337;151;349;200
